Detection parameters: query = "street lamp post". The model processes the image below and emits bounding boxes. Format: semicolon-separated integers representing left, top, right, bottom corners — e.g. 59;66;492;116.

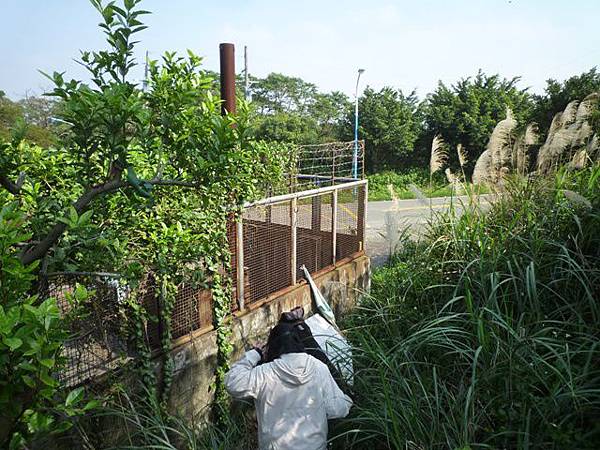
353;68;365;179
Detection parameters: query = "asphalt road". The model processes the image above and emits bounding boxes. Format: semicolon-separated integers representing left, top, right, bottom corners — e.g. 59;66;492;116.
366;195;493;267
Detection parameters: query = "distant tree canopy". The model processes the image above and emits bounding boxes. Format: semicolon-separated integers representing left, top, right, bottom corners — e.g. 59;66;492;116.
245;67;599;175
420;71;532;171
248;73;350;144
338;87;422;172
531;67;600;138
0;91;59;147
5;66;599;175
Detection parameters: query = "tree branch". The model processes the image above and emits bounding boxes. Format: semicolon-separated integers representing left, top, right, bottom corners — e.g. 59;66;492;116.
19;173;198;266
21;175;126;265
0;172;25;195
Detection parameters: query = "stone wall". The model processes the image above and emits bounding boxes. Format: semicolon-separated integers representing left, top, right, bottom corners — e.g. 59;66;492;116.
166;253;370;422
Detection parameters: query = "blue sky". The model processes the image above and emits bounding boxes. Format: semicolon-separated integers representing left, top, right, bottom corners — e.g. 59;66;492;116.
2;0;599;99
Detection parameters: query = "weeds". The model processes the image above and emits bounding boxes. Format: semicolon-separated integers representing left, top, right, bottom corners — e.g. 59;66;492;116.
72;387;256;449
335;166;600;449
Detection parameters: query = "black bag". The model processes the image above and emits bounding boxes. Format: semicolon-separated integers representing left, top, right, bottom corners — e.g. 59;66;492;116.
278;307;345;389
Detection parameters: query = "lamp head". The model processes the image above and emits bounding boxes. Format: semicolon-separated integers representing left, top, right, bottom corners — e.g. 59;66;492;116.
358;68;365;74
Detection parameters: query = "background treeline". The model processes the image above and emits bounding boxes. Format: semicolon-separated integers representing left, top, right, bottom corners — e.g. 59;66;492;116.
3;67;600;176
0;91;60;147
245;67;600;175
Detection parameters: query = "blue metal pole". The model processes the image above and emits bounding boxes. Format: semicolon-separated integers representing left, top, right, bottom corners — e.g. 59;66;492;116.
353;69;364;179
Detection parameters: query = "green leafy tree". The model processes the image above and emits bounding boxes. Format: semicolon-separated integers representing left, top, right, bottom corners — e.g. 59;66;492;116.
0;0;286;444
420;71;532;174
340;86;422;172
0;91;22;140
251;73;318;114
531;67;600;137
0;203;95;448
18;95;59;129
0;93;57;147
249;73;350;143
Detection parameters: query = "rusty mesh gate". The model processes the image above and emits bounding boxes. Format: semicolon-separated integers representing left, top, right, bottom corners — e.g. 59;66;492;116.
231;180;367;309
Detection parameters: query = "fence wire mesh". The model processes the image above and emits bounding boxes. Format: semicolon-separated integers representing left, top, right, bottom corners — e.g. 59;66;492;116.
296;193;334;280
42;272;131;387
240;183;365;299
44;270;217;387
242;202;292;305
259;140;365;198
336;186;363;260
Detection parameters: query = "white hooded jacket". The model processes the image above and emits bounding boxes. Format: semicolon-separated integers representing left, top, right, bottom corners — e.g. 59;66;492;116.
225;349;352;450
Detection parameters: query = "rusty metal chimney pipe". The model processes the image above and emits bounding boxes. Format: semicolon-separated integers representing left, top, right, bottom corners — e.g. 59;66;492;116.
219;43;236;115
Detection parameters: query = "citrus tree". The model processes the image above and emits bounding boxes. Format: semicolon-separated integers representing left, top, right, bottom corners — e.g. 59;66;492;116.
0;0;285;445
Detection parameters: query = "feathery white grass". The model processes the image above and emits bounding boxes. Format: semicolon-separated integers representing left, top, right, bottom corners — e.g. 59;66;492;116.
561;99;580;126
575;92;599;126
473;107;517;183
537;95;599;172
430;135;448;175
472;149;493;184
513;123;539;174
546;112;564;143
569;150;589;169
457;144;468;168
524;123;539;146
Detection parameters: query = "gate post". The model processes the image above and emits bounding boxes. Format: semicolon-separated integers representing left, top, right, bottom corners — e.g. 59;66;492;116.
236;217;245;310
291;197;297;285
332;189;338;264
358;183;367;251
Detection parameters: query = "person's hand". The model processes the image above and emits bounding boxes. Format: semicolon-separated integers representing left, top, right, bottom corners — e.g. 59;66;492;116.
252;342;266;361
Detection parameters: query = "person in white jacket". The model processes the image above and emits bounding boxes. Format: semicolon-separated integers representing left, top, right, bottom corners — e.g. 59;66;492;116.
224;323;352;450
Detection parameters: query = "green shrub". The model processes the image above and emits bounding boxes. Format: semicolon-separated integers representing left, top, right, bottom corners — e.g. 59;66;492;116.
0;203;95;448
336;166;600;449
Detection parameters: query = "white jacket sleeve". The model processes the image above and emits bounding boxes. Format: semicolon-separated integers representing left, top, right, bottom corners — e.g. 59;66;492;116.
323;367;353;419
224;349;264;399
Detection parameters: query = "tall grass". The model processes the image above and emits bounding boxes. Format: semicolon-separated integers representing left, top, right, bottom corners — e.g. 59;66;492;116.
72;387;256;449
335;166;600;449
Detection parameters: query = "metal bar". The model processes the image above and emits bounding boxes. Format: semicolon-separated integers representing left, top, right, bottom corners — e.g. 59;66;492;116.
332;188;338;264
296;174;357;182
331;147;336;186
236;217;245;310
245;179;367;208
45;271;121;278
360;140;366;180
358;183;368;251
291;198;297;285
219;43;236;115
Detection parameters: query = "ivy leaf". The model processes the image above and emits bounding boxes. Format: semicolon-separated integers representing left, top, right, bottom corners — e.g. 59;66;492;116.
68;206;78;224
78;210;93;226
83;400;99;411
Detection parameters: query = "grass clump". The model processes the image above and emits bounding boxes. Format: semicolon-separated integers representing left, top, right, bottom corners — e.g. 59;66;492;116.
335;166;600;449
70;387;257;449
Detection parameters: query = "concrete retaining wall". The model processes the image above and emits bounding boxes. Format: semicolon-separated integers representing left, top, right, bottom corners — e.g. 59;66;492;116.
166;253;370;422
